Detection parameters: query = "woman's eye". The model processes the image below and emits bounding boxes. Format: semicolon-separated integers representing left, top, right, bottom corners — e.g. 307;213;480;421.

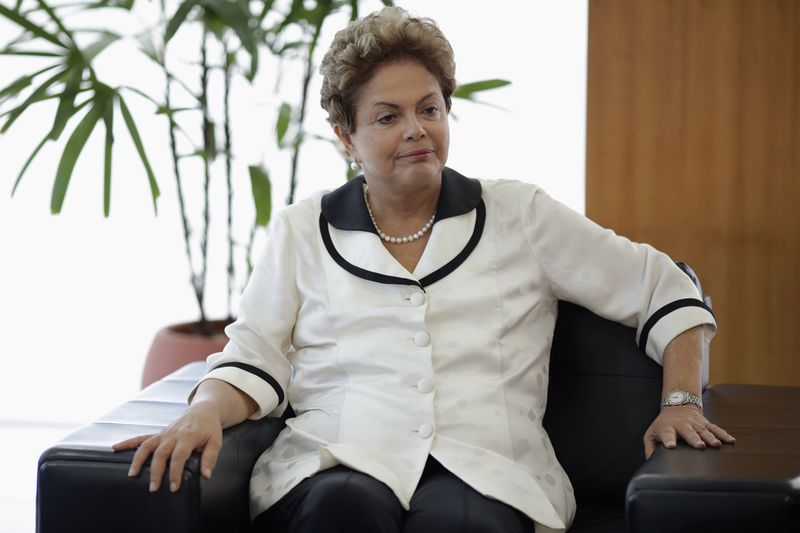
377;115;395;125
423;106;440;116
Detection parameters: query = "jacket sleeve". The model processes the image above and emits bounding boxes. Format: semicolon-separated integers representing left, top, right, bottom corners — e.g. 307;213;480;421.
519;185;716;365
187;210;299;418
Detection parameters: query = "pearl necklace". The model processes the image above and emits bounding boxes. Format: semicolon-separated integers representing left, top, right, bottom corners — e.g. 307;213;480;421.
362;184;436;244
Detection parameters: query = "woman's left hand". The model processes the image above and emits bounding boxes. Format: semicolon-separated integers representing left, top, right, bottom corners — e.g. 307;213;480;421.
643;405;735;459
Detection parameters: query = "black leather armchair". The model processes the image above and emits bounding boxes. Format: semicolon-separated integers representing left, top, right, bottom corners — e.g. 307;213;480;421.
37;266;800;532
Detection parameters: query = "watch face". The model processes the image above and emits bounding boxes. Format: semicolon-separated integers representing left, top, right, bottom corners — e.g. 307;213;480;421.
668;391;686;404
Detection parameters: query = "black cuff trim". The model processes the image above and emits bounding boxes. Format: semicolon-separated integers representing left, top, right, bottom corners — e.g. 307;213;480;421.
638;298;715;352
210;362;285;405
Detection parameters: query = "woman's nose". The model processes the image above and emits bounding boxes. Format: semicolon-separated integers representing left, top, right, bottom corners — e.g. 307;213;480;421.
404;116;426;141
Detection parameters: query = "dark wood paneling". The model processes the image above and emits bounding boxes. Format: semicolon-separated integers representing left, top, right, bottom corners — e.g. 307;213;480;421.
586;0;799;385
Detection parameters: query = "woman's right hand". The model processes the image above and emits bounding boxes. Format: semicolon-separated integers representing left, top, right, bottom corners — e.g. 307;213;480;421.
112;400;223;493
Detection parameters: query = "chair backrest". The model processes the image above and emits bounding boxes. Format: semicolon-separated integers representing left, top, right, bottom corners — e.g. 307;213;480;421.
544;301;662;505
543;262;709;506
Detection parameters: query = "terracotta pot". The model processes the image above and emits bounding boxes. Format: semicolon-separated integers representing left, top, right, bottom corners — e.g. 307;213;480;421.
141;319;231;388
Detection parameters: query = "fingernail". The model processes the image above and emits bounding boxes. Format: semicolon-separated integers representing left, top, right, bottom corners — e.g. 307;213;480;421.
149;482;157;493
203;467;212;479
128;467;134;477
170;482;177;493
666;441;676;447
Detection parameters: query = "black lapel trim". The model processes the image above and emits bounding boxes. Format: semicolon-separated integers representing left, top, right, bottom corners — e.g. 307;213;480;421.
320;176;373;232
434;168;482;221
319;214;423;289
320;167;482;231
211;362;285;405
419;199;486;287
637;298;715;352
318;198;486;290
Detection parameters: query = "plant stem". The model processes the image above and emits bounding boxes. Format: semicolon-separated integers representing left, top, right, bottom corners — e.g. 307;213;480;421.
195;26;212;335
166;70;209;333
223;38;234;321
158;1;209;335
286;17;324;205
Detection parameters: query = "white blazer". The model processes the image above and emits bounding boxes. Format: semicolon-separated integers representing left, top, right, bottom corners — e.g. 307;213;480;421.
190;168;716;532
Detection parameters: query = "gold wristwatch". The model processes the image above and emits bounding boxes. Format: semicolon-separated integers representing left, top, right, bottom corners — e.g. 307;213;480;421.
661;389;703;411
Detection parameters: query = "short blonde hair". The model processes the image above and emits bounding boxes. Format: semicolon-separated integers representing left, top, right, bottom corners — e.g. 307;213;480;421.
319;6;456;133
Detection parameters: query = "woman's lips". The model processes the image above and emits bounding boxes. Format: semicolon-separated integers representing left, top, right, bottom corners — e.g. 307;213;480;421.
398;149;434;159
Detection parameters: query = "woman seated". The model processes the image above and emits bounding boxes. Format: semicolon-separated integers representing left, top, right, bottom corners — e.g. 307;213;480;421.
114;7;734;533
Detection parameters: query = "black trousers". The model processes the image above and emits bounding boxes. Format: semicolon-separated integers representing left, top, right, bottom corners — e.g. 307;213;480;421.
252;455;537;533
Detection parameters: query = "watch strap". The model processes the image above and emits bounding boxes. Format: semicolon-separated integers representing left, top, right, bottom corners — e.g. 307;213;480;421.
661;389;704;411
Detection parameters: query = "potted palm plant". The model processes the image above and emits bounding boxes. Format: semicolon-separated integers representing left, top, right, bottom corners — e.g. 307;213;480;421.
0;0;509;387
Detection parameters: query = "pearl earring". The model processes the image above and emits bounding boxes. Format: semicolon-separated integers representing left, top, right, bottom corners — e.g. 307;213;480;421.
350;160;361;171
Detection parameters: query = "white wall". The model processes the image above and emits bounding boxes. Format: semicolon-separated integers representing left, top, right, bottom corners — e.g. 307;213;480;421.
0;1;587;425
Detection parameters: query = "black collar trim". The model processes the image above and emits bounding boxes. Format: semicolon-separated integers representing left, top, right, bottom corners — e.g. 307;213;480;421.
320;167;482;233
319;199;486;290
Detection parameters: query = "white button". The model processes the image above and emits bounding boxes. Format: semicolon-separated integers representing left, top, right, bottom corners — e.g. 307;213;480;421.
418;423;434;439
414;332;430;346
417;377;434;394
409;292;425;306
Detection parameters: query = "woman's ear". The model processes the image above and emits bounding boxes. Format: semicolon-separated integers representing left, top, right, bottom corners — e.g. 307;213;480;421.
333;124;356;160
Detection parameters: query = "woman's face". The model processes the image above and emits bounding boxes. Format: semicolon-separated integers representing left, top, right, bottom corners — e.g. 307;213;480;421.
336;59;450;196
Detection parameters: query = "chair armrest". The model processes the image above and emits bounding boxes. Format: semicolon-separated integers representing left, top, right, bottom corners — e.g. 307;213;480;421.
626;384;800;532
36;362;286;533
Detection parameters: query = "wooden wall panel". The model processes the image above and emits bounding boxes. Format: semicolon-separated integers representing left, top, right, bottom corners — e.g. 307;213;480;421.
586;0;799;385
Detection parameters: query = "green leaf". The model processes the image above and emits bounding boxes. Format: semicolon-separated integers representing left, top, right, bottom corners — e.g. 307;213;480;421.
247;49;259;82
277;40;305;53
51;101;104;214
1;68;68;133
276;102;291;146
180;149;207;159
81;30;121;62
225;50;236;68
276;0;304;32
102;94;114;216
11;133;50;197
35;0;76;47
135;30;161;64
204;11;227;39
119;95;160;214
348;0;358;21
156;105;195;116
203;0;259;79
85;0;134;9
248;165;272;227
120;85;162;108
48;68;82;140
0;3;67;48
4;30;36;49
0;64;58;104
452;79;511;100
168;75;201;103
0;48;63;57
165;0;200;42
